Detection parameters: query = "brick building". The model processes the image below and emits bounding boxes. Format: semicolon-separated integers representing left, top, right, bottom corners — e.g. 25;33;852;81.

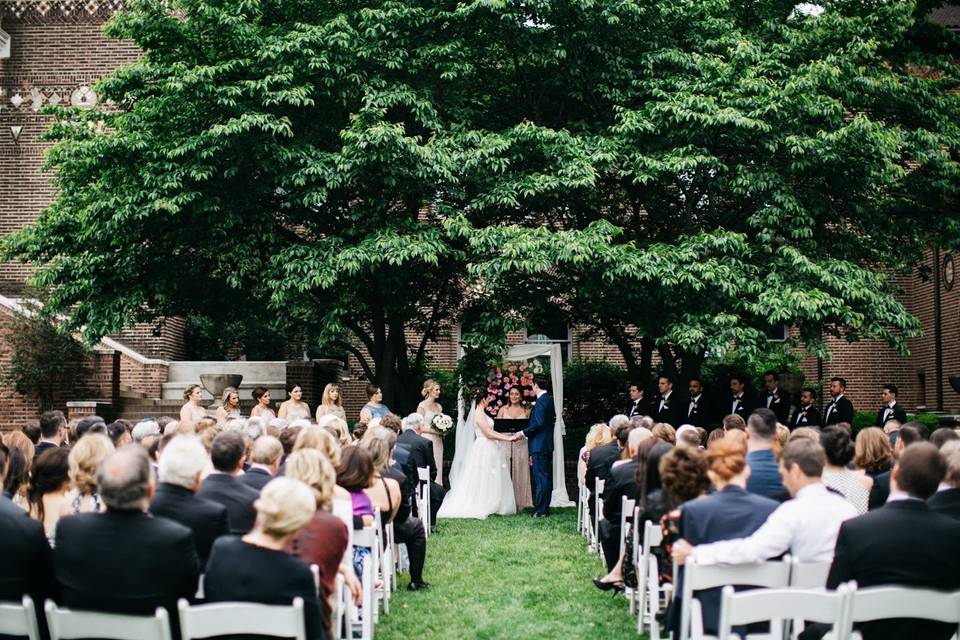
1;1;958;428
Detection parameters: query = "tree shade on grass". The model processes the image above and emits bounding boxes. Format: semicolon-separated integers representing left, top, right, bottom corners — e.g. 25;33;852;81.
380;509;640;639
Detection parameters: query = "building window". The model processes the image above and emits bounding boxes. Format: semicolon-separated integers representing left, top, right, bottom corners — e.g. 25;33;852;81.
765;324;789;342
524;321;571;362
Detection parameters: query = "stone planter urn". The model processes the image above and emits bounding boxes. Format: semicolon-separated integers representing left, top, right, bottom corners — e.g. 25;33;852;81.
200;374;244;407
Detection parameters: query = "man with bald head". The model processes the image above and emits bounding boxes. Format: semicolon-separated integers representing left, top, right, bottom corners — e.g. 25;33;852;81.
55;446;200;638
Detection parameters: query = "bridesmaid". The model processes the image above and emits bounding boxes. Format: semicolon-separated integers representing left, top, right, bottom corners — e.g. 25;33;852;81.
315;383;347;423
278;383;311;421
216;387;242;425
179;384;207;424
416;379;445;485
359;384;390;423
250;387;276;421
496;385;534;510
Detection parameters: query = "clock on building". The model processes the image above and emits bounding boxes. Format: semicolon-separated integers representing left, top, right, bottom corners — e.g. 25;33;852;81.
944;254;955;291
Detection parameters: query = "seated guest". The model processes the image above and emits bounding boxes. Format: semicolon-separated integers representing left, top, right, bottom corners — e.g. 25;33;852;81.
198;431;260;534
337;446;377;579
869;423;926;510
67;433;114;514
676;425;702;449
579;423;612;485
360;429;401;525
651;423;676;446
931;427;960;450
745;409;789;502
35;410;67;462
240;435;283;492
585;418;625;523
821;426;872;514
854;427;893;478
205;477;325;640
929;441;960;520
672;439;857;566
55;446;199;636
150;435;229;569
671;438;779;636
106;421;133;448
28;447;72;544
74;415;107;440
826;443;960;640
722;413;746;432
396;413;446;524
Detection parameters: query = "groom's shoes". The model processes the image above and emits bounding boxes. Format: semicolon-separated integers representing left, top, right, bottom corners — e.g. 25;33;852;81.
407;581;431;591
532;512;548;518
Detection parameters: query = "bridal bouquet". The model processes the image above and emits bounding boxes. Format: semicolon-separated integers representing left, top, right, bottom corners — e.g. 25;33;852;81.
431;413;454;435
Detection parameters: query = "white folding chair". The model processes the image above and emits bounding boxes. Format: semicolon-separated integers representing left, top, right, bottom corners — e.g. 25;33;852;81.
331;573;346;640
788;559;831;589
679;559;792;640
194;574;205;600
372;511;392;613
577;480;587;536
45;601;171;640
0;595;41;640
717;584;853;640
637;519;665;634
417;467;431;537
332;499;355;640
177;598;305;640
593;478;606;559
351;527;377;640
620;496;636;563
844;585;960;640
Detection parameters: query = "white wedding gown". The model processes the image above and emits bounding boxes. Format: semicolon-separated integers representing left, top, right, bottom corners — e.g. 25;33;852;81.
437;414;517;519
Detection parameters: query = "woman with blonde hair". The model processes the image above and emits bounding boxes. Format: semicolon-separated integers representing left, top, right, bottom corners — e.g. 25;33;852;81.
67;433;114;514
293;426;350;502
216;387;242;425
416;378;445;484
180;383;207;424
854;427;894;477
360;428;402;524
3;431;34;508
315;383;347;423
578;423;612;486
317;415;351;447
204;477;323;640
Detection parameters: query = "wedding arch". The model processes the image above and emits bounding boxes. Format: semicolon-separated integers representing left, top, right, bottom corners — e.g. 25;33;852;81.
453;342;573;508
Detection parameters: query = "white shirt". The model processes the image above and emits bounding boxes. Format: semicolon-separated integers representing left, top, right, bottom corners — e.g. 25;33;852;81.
731;394;743;415
688;395;702;416
659;390;672;412
536;389;547;399
825;394;844;421
690;483;858;565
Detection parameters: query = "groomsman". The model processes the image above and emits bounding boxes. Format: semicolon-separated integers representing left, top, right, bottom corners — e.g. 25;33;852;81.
653;375;683;426
625;382;649;418
876;384;908;426
728;374;757;422
823;377;855;426
761;370;792;424
790;388;821;429
685;377;713;430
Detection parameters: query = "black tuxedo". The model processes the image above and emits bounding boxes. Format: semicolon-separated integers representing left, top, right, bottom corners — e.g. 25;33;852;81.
197;472;260;534
823;395;854;426
727;392;757;422
684;395;713;430
0;494;54;605
585;441;621;524
790;404;821;429
928;488;960;521
395;429;445;524
651;392;683;427
827;500;960;640
238;466;274;492
761;388;791;424
599;460;641;571
54;509;199;639
625;397;649;418
875;402;907;427
149;482;230;568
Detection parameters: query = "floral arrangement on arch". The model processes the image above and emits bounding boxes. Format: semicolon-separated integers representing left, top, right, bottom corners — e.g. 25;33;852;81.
483;360;542;418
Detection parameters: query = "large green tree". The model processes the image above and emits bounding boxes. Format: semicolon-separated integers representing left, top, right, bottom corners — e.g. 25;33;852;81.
6;0;959;407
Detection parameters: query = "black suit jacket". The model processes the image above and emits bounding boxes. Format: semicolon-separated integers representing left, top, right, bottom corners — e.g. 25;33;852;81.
149;482;229;569
0;495;54;604
790;404;821;429
760;389;791;424
928;488;960;522
197;473;260;534
727;392;758;422
684;395;714;430
54;509;199;638
651;392;684;427
396;429;437;483
875;402;907;426
823;395;854;426
585;441;621;518
33;441;58;464
382;463;412;524
827;500;960;640
602;460;641;523
205;536;326;640
239;467;274;492
625;397;649;418
868;471;891;511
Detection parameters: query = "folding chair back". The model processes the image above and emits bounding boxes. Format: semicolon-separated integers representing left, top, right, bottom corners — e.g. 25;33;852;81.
417;467;431;537
788;559;831;589
848;586;960;625
594;478;605;560
0;595;40;640
45;601;171;640
717;584;852;640
637;519;665;634
177;598;305;640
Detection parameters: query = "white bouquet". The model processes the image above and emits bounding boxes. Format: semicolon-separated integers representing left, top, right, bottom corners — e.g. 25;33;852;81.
431;413;454;435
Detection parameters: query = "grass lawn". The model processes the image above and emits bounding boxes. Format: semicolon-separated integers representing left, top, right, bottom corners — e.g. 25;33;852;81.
378;508;643;639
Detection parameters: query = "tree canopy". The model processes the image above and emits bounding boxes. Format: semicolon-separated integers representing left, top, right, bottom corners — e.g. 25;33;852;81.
6;0;960;406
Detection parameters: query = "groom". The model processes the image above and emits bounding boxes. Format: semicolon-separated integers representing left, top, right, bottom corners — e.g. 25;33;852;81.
513;375;555;517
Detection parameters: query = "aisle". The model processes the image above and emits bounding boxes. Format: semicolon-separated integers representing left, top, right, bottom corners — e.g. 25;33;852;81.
377;509;641;639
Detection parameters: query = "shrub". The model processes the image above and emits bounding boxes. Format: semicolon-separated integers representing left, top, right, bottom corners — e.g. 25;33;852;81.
562;359;629;453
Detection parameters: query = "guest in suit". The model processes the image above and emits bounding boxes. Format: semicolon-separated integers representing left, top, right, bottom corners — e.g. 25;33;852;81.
625;382;650;418
727;375;757;423
205;477;326;640
745;409;789;501
34;410;66;462
585;419;622;524
826;443;960;640
876;383;908;427
790;388;821;429
198;431;260;534
929;441;960;521
516;375;555;517
685;377;713;430
673;439;779;637
652;375;683;426
761;371;791;424
240;435;283;492
868;423;926;510
55;446;199;638
823;377;854;426
599;429;654;570
150;435;229;569
396;413;445;524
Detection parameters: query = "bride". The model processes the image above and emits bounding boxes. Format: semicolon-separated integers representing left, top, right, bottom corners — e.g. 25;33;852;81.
437;393;517;519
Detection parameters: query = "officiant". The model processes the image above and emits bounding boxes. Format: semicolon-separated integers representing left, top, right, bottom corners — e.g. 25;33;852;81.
496;386;534;510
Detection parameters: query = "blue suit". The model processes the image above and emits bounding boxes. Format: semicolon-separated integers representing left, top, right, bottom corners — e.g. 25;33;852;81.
523;391;556;515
